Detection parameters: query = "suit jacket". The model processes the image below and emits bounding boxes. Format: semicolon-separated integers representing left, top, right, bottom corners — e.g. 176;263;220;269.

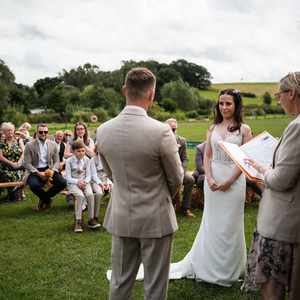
257;115;300;243
23;139;60;174
96;105;183;238
58;142;65;162
193;142;206;178
176;135;188;171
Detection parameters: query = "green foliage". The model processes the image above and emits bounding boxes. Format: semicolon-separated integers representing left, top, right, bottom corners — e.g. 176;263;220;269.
186;110;199;119
33;76;62;98
263;91;272;106
1;106;26;126
28;112;64;124
93;107;109;122
161;80;198;111
160;98;177;112
59;63;99;90
170;59;211;89
70;111;93;123
43;84;80;116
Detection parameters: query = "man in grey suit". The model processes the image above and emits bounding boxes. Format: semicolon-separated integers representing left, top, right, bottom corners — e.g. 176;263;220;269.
97;68;183;300
166;118;195;218
23;123;66;211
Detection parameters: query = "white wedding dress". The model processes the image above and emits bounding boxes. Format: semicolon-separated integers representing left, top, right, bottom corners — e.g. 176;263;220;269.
168;128;247;286
107;128;247;285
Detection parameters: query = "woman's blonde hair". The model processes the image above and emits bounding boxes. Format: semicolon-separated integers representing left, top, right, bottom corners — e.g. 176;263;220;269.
1;122;15;132
280;72;300;97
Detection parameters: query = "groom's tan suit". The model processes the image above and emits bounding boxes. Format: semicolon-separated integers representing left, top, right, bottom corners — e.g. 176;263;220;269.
97;105;183;300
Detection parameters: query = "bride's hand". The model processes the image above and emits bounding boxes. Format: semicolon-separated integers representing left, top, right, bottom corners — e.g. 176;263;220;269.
207;177;219;191
217;179;233;192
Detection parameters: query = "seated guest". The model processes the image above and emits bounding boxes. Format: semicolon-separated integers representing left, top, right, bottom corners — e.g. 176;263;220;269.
166;118;195;218
193;141;206;189
23;123;66;211
54;130;66;171
18;122;32;145
65;140;100;233
90;146;113;225
0;122;24;201
69;122;95;158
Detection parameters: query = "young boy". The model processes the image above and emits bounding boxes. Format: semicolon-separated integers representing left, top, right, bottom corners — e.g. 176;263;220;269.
90;146;113;225
65;140;100;233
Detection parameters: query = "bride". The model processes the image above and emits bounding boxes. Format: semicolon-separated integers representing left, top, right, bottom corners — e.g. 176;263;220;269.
169;89;252;286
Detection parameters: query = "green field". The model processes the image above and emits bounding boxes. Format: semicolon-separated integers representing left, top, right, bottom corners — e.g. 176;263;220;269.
0;191;259;300
212;82;278;96
33;116;291;171
1;116;292;299
197;82;279;107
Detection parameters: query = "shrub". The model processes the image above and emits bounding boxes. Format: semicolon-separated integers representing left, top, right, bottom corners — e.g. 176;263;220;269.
173;111;186;121
240;92;256;98
160;98;177;112
263;92;272;106
28;112;64;123
186;110;199;119
197;108;211;116
1;107;26;126
70;111;91;123
94;107;109;122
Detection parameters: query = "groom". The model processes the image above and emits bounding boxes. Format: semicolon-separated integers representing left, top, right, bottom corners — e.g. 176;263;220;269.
96;67;183;300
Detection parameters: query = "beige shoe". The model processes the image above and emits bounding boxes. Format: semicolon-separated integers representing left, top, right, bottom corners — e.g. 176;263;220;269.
183;209;195;218
74;220;83;233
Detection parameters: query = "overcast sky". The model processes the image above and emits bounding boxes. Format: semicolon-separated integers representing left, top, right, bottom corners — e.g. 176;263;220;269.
1;0;300;85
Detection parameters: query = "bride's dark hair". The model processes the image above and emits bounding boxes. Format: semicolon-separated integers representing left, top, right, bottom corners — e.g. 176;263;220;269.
213;89;244;132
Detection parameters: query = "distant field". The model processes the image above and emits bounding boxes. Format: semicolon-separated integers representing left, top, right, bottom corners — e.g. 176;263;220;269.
212;82;278;96
41;116;291;171
198;82;279;107
176;115;291;170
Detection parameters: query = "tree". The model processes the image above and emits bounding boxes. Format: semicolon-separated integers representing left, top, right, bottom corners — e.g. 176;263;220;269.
161;80;199;111
59;63;100;90
0;59;15;120
42;84;80;117
170;59;211;89
33;77;62;98
263;91;272;106
80;84;123;115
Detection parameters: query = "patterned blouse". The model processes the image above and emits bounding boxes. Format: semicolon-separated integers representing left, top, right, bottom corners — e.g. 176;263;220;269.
0;139;23;182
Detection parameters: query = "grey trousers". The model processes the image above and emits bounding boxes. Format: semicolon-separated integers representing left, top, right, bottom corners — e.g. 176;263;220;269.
182;171;195;209
109;234;173;300
290;243;300;300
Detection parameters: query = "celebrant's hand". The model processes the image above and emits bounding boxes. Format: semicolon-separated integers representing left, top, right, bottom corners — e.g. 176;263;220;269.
244;158;268;175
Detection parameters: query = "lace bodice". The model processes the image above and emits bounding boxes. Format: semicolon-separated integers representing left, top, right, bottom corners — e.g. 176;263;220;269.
211;127;243;164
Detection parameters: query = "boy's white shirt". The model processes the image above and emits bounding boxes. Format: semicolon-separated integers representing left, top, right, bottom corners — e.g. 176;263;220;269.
65;156;91;185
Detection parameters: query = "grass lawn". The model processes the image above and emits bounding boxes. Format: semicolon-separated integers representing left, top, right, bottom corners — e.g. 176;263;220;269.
0;190;260;300
4;115;290;299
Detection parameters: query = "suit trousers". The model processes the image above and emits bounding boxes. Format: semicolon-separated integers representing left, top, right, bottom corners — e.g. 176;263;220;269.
91;182;104;219
109;234;173;300
289;243;300;300
27;170;66;205
68;183;94;220
182;171;195;209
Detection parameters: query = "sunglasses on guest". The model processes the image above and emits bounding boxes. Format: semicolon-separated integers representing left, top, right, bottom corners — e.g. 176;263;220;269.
38;130;48;134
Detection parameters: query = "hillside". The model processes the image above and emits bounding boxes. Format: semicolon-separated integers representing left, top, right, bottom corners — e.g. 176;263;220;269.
197;82;279;107
211;82;278;96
